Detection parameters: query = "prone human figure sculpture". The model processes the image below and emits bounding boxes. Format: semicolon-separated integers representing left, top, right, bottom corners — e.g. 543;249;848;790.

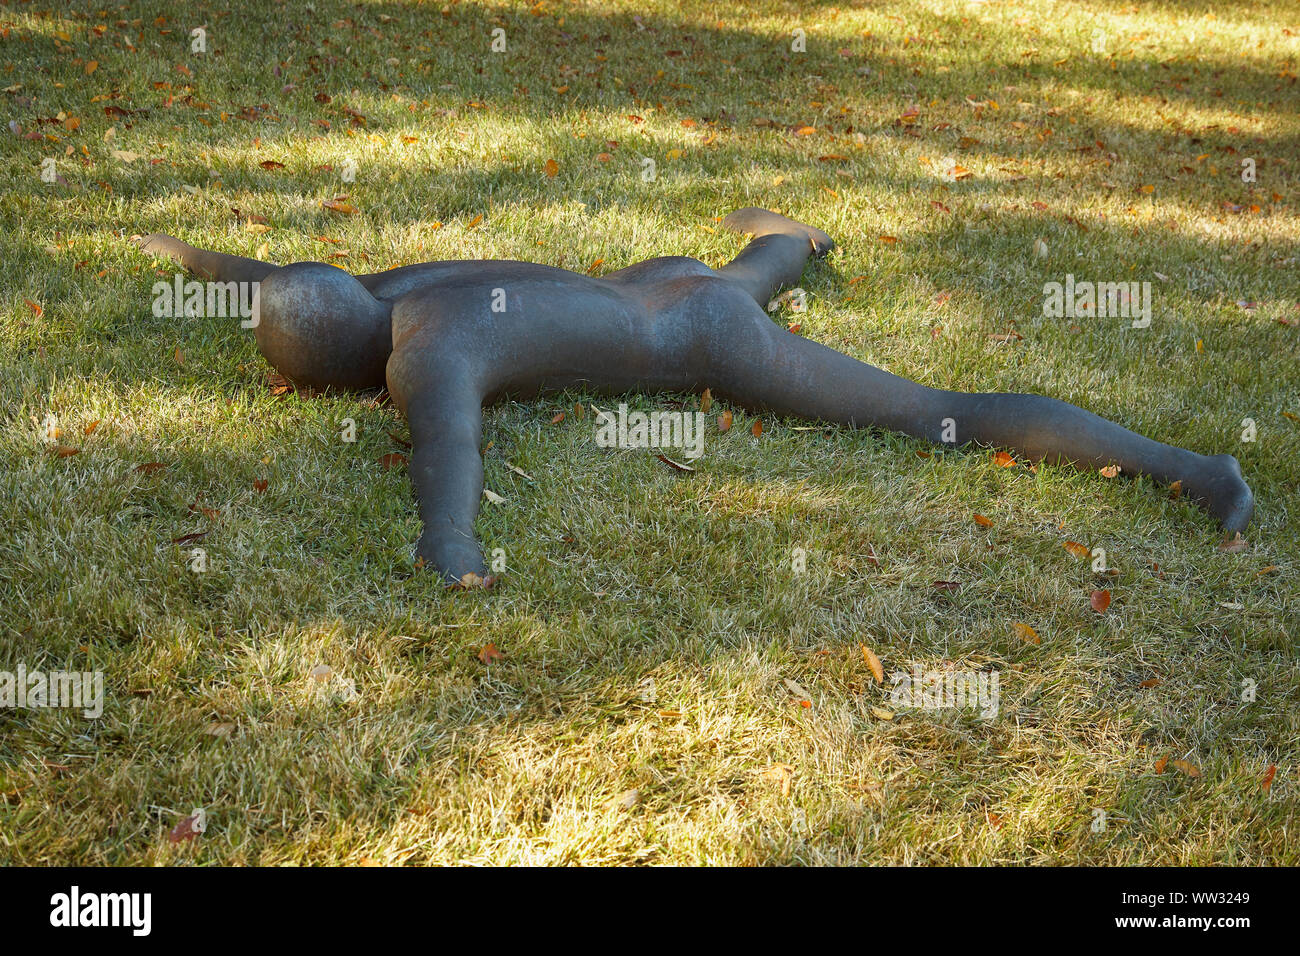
135;208;1254;583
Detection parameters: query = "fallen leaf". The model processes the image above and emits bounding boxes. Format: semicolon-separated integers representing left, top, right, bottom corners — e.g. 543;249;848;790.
932;580;960;591
992;451;1016;468
1219;534;1248;553
321;198;359;214
544;158;559;177
717;409;733;432
1168;479;1183;499
252;479;268;493
310;664;334;683
203;721;235;738
1099;464;1121;478
869;705;895;721
1261;764;1277;791
986;811;1003;830
477;643;504;664
860;644;884;682
758;764;794;797
378;453;407;469
973;513;993;527
24;299;43;317
1155;754;1169;774
606;788;640;811
1012;621;1041;644
482;488;506;504
783;678;810;699
50;445;80;457
168;813;202;843
1090;589;1111;613
656;453;696;472
1139;677;1162;689
550;412;565;425
1063;540;1090;559
83;420;100;435
751;419;763;438
1171;759;1200;778
135;462;166;474
451;572;498;591
699;388;712;413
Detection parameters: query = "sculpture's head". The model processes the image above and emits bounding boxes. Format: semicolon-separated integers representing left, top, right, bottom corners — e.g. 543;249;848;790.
252;262;392;390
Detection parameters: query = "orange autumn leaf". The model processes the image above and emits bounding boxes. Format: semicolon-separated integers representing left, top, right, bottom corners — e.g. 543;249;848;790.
321;198;359;214
718;409;733;432
1099;464;1121;478
1063;540;1090;559
751;419;763;438
992;451;1016;468
1170;759;1200;778
453;572;498;591
1012;621;1040;645
973;513;993;527
860;644;884;683
83;420;100;435
878;235;899;244
50;445;80;457
25;299;43;317
550;412;565;424
1139;677;1162;688
1261;764;1277;791
378;453;407;469
252;479;268;493
1090;589;1111;613
544;158;559;177
466;214;484;228
1168;479;1183;499
1155;754;1169;774
477;642;504;664
699;388;712;413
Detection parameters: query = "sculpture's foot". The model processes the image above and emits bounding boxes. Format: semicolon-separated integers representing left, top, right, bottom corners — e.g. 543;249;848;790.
132;232;190;265
721;207;835;257
417;532;489;586
1180;453;1254;535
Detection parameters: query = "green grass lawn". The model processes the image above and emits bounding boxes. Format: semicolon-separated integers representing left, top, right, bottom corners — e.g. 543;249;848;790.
1;0;1297;864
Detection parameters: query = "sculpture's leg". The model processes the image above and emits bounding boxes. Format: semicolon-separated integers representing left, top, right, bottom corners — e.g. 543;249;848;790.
134;233;279;283
716;207;835;306
401;376;491;583
688;278;1254;533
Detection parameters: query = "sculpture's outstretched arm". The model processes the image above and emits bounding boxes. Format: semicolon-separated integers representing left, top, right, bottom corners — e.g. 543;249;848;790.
133;233;279;284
